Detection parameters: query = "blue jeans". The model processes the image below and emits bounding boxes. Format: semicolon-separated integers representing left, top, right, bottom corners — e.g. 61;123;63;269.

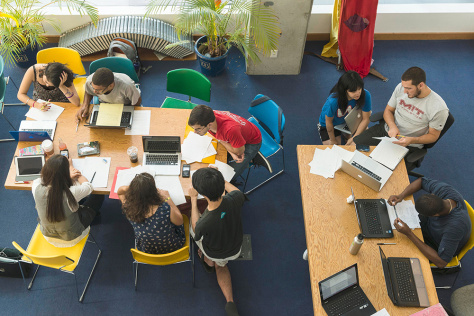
228;142;262;180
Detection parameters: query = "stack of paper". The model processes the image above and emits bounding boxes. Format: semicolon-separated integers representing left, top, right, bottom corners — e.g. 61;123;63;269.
125;110;151;135
308;145;355;179
114;165;156;193
154;176;187;205
385;199;421;229
25;100;64;121
181;132;217;163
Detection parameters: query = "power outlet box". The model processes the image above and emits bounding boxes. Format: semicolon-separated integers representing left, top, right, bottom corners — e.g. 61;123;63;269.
270;50;278;58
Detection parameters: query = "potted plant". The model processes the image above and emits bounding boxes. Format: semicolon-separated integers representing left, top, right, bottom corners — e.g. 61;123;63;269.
146;0;280;76
0;0;98;68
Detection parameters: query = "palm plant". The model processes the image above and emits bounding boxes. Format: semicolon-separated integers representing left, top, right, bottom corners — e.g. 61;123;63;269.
145;0;280;63
0;0;99;66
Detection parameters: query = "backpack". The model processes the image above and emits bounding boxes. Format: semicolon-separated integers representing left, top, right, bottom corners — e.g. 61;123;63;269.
107;37;141;76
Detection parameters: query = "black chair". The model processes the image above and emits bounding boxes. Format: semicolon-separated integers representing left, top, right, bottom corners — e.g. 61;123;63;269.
369;111;454;177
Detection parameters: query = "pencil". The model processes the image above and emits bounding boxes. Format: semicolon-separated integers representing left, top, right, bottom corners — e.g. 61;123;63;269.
377;243;397;245
394;205;399;219
90;171;96;183
76;121;79;132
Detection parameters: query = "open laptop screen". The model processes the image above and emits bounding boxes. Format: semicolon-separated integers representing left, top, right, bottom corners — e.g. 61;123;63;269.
379;246;396;303
319;264;358;301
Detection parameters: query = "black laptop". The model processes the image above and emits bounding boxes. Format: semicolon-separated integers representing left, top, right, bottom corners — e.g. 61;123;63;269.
351;187;393;238
378;246;429;307
86;104;134;129
319;264;376;316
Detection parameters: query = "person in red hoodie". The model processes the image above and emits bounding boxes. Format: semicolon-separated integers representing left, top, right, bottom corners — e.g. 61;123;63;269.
188;105;262;181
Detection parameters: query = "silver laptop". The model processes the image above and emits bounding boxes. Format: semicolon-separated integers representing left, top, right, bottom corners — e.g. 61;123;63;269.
142;136;182;176
334;107;362;135
341;151;392;191
379;246;429;307
86;104;134;129
19;120;57;140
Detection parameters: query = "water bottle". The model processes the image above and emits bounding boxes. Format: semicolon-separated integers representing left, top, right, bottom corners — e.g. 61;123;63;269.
349;234;364;255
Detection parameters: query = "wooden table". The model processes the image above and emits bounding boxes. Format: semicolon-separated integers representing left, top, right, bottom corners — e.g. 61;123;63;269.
297;145;438;316
4;103;227;194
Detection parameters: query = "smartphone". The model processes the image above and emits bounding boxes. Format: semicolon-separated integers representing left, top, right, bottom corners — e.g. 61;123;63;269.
60;149;69;158
356;144;370;152
182;164;190;178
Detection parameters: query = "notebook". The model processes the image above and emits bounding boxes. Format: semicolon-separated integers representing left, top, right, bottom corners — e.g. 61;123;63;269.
341;150;393;191
142;136;182;176
319;264;376;316
351;187;393;238
334;107;363;135
379;246;429;307
86;104;134;129
18;120;57;140
369;139;409;170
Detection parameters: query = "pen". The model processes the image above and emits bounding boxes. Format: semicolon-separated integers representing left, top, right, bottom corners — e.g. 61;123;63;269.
394;204;399;219
90;171;96;183
76;121;79;132
377;243;397;245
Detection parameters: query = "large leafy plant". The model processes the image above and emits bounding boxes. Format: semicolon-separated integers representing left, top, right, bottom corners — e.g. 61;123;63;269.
146;0;280;63
0;0;98;65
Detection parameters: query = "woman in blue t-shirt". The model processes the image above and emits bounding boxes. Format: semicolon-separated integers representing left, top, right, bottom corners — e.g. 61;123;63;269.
317;71;372;145
118;172;185;254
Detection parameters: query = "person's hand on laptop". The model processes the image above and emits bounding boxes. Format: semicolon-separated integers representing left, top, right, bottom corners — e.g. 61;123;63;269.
388;195;403;206
394;218;411;235
75;105;90;123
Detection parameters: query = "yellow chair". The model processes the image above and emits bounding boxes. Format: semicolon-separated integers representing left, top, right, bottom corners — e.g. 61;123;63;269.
36;47;88;104
131;214;194;290
12;224;101;302
431;200;474;289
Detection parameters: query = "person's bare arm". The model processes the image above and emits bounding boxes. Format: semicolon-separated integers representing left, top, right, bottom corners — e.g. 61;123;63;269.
17;66;50;111
346;111;371;145
58;72;80;106
388;178;422;206
219;141;245;163
324;115;338;145
75;92;93;123
224;181;240;193
394;218;448;268
160;189;183;226
132;96;142;107
117;185;129;204
188;188;200;231
394;127;441;147
383;105;399;138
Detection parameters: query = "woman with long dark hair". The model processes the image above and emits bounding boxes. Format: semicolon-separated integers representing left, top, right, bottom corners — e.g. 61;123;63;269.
317;71;372;145
18;62;81;110
118;173;185;254
32;155;103;247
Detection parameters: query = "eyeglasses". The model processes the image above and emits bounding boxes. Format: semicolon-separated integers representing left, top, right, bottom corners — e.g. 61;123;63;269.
193;126;208;134
89;82;109;94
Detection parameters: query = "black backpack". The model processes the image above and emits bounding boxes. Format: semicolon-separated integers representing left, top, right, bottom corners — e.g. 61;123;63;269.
107;37;141;76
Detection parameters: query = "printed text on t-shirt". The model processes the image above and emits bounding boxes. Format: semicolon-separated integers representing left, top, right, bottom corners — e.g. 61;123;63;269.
399;99;424;120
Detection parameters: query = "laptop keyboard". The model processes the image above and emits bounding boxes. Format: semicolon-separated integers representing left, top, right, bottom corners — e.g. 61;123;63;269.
351;161;382;181
147;141;180;152
325;287;367;315
358;201;383;235
92;111;131;124
22;128;53;137
393;261;418;302
145;154;179;165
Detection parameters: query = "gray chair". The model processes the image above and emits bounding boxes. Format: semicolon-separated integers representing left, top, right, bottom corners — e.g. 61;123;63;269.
451;284;474;316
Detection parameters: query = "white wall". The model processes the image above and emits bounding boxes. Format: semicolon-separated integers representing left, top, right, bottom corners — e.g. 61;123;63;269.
43;3;474;36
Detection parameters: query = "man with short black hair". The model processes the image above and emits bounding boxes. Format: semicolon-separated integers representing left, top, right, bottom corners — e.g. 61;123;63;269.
188;105;262;180
189;167;244;316
388;177;471;268
75;67;141;122
353;67;449;169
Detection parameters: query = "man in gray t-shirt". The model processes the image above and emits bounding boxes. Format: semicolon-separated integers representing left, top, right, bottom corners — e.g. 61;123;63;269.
353;67;449;150
75;67;141;122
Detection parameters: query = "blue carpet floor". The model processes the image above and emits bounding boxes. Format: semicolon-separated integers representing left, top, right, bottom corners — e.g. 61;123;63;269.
0;39;473;315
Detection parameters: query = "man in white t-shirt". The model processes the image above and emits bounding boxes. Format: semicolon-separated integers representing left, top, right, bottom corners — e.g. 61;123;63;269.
75;67;141;122
354;67;449;163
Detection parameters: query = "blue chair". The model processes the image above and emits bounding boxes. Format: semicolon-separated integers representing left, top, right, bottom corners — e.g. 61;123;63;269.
89;57;139;83
243;94;285;194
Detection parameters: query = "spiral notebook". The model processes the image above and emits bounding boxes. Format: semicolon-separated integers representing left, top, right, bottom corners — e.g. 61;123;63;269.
369;139;409;170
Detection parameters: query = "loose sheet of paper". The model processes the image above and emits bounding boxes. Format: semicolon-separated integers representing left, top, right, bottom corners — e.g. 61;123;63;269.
125;110;151;135
209;160;235;182
154;175;187;205
385;199;421;229
190;170;205;200
372;136;399;142
25;100;64;121
371;308;390;316
96;104;123;126
181;132;213;163
331;145;355;170
114;165;156;193
308;148;338;178
80;157;111;188
202;141;218;159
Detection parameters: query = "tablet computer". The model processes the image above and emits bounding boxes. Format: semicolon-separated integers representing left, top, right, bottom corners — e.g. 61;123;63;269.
14;155;45;181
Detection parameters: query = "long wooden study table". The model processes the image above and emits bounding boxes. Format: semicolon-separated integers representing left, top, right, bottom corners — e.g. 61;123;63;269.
297;145;438;316
4;103;227;194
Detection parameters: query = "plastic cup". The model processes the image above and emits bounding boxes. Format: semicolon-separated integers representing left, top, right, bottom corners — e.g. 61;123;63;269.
127;146;138;163
42;139;54;156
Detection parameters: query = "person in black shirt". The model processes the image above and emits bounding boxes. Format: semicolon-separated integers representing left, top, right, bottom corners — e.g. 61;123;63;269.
189;167;244;316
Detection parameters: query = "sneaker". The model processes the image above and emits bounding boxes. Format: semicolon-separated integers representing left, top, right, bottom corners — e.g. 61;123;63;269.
225;302;239;316
251;152;272;173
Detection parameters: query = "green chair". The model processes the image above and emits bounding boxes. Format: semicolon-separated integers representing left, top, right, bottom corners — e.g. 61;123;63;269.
161;69;211;109
89;57;139;83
